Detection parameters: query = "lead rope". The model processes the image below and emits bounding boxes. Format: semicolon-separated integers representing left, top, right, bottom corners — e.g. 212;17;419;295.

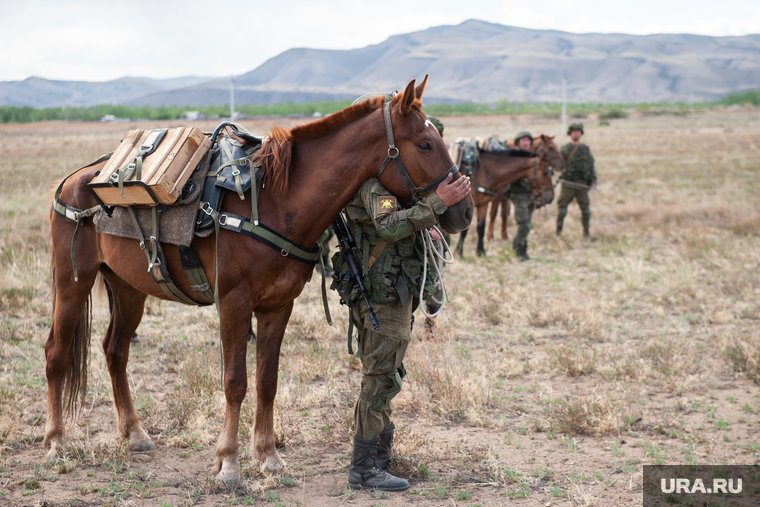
418;225;455;318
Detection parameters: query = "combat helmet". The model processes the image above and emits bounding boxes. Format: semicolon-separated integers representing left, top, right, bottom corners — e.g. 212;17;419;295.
567;123;584;135
427;116;444;137
514;130;533;144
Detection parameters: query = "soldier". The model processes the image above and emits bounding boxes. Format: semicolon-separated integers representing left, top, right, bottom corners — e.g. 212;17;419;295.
508;131;536;261
557;123;597;238
332;135;471;491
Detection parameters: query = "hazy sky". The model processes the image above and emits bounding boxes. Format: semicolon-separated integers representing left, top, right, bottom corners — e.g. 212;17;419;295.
1;0;758;82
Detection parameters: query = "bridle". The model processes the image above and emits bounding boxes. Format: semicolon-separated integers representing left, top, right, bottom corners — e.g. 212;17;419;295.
375;94;459;206
531;139;558;207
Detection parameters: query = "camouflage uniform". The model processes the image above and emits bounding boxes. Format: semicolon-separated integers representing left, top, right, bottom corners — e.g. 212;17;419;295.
509;131;535;260
335;178;446;440
332;178;446;491
557;126;597;237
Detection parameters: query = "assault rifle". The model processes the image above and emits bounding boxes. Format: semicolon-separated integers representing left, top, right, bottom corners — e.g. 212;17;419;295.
332;213;380;330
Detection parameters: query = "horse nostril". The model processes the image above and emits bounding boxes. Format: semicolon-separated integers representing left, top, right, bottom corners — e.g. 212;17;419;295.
465;208;473;222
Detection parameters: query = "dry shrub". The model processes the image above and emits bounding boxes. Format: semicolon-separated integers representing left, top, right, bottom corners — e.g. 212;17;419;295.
0;387;23;445
550;392;633;436
636;339;704;393
729;211;760;236
723;332;760;382
388;425;437;479
547;341;598;376
406;342;492;422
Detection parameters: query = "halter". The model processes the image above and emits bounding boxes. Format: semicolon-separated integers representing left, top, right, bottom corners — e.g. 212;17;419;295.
531;140;557;207
375;94;459;206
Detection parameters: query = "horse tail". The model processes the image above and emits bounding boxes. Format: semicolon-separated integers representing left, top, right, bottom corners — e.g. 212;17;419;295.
63;292;92;419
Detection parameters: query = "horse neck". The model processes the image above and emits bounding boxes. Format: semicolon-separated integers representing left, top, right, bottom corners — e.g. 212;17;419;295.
479;153;534;188
256;120;382;247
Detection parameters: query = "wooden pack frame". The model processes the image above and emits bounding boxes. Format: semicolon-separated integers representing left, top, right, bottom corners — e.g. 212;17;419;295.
88;127;210;207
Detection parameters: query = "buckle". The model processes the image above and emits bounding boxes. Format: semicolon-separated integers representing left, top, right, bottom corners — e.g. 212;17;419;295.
218;214;227;226
387;147;399;157
201;202;214;216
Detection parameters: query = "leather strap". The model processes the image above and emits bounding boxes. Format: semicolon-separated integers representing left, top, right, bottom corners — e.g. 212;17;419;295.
375;98;459;206
368;240;388;268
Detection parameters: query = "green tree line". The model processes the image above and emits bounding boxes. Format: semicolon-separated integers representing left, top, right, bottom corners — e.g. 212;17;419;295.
1;90;756;124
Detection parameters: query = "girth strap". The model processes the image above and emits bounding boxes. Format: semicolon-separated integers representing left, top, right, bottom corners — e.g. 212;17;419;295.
200;203;320;265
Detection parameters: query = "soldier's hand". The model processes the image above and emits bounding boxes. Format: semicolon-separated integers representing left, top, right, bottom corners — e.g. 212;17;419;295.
436;174;471;207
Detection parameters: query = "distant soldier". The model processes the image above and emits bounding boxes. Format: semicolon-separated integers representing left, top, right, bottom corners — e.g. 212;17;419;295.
557;123;597;238
508;131;536;261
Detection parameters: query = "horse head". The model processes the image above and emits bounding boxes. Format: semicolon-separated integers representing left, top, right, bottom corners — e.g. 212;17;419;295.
531;134;559;208
378;77;474;233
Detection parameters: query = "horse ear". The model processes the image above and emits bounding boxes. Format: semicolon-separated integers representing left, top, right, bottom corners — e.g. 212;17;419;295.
400;79;416;115
548;134;555;139
415;74;428;100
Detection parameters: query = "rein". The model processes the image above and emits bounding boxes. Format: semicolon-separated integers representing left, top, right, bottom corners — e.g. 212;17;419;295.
376;95;459;205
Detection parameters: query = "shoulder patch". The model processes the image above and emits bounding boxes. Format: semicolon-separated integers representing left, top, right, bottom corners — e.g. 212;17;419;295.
377;196;397;213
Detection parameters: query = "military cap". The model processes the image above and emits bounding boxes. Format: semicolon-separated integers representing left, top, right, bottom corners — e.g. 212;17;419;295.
427;116;444;137
567;123;584;135
514;130;533;144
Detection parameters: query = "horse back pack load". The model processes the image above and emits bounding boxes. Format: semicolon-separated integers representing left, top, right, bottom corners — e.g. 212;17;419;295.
88;127;210;206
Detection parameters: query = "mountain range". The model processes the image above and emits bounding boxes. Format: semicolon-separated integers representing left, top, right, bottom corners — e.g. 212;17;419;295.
3;20;759;108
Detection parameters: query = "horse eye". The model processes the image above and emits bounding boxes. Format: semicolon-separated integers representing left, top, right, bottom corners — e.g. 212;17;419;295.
418;142;432;151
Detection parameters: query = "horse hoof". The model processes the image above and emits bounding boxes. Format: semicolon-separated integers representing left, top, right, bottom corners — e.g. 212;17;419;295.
217;471;239;488
45;446;59;463
130;440;156;452
262;455;285;472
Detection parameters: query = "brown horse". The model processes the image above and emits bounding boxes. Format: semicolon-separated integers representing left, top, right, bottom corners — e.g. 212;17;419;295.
486;134;565;241
455;146;554;257
44;77;474;484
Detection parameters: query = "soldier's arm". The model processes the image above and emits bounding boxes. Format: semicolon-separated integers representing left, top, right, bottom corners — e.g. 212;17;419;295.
362;180;447;242
588;147;597;185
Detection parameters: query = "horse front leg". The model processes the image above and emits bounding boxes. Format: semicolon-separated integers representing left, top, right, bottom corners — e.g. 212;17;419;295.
501;197;510;240
213;295;253;484
456;229;468;258
100;275;152;451
251;302;293;471
476;205;488;257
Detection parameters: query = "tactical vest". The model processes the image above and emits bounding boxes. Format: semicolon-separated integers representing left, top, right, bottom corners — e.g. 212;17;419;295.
331;220;439;308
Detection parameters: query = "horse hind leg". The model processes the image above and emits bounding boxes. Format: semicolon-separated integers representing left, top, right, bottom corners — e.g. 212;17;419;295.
99;274;153;451
501;198;510;240
44;241;100;462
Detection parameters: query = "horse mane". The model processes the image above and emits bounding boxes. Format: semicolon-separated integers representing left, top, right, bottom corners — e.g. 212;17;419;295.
255;91;422;196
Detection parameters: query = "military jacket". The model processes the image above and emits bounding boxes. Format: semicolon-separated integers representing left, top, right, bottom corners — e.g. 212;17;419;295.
331;178;447;307
507;177;532;195
560;142;597;185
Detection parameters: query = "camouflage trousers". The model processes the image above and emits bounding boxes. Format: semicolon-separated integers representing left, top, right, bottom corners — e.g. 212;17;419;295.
351;302;412;441
511;192;535;250
556;184;591;229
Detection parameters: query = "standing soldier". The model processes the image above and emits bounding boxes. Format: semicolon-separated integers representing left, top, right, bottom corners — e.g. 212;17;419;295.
332;135;471;491
508;131;536;261
557;123;597;238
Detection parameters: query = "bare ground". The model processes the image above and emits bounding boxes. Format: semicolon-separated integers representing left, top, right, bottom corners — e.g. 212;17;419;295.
1;108;759;506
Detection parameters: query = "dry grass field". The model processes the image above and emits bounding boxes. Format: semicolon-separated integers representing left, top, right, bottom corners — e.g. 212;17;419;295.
1;108;759;506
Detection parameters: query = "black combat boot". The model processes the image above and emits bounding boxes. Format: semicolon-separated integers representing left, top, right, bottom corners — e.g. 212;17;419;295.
375;424;396;471
582;222;596;241
515;243;529;262
347;436;410;491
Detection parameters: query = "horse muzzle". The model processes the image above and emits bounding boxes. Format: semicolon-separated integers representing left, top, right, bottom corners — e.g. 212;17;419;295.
438;194;474;234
